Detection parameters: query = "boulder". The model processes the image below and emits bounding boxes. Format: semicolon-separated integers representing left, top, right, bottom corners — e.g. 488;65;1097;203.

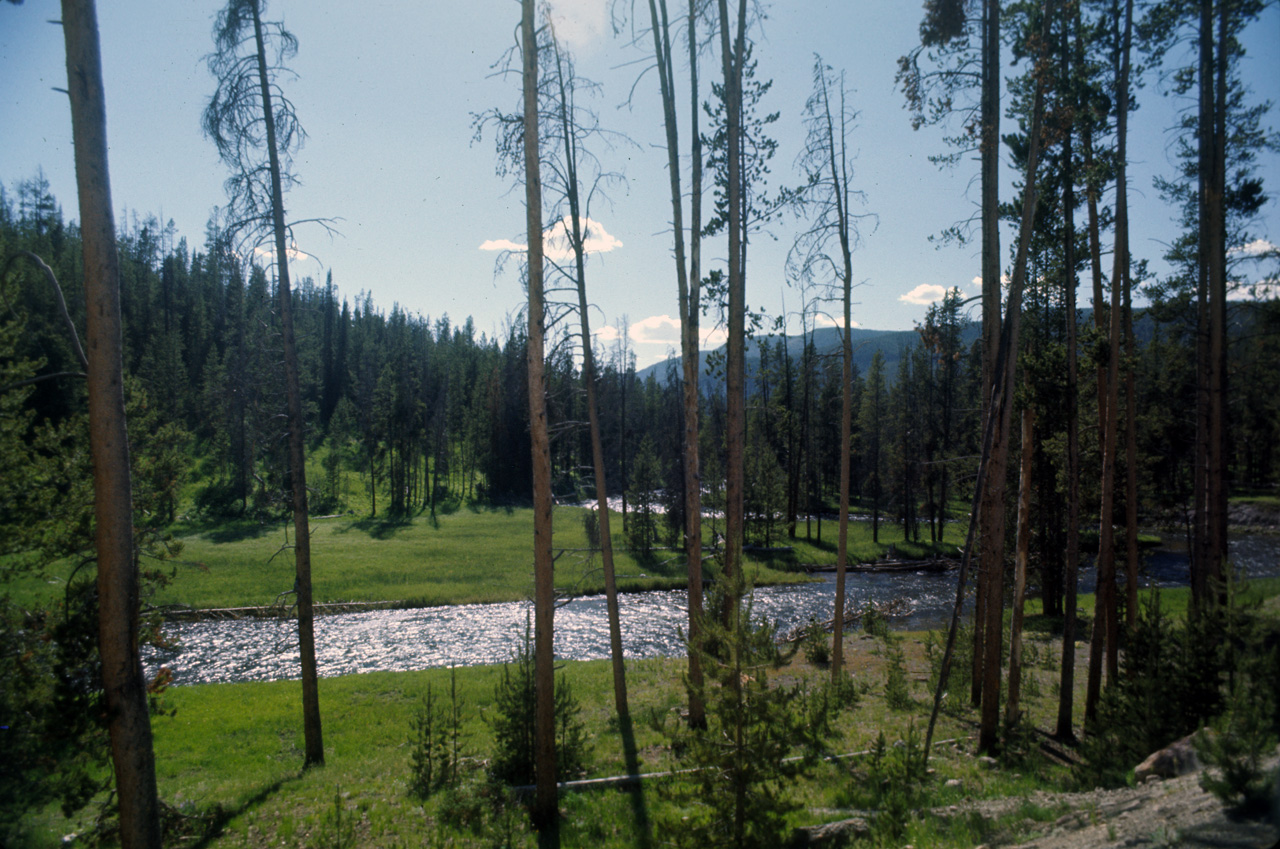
791;817;870;847
1134;732;1201;782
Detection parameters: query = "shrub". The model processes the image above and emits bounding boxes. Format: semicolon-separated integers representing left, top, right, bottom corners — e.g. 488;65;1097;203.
801;617;831;667
883;639;913;711
408;667;465;799
659;575;814;849
860;723;929;842
487;614;588;786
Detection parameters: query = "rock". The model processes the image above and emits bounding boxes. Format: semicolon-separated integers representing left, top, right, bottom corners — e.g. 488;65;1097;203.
978;755;999;769
946;778;964;788
1134;732;1200;782
792;817;870;846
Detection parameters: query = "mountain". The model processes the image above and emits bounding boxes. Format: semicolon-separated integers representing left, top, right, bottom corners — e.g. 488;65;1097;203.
635;323;983;389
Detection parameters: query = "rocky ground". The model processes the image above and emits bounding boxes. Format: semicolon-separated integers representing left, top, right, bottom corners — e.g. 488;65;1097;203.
956;757;1280;849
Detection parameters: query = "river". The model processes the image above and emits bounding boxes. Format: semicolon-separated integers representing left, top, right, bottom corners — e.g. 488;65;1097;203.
146;533;1278;686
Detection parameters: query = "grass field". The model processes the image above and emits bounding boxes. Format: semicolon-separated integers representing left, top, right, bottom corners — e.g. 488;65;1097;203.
16;633;1075;849
12;573;1280;849
11;505;964;611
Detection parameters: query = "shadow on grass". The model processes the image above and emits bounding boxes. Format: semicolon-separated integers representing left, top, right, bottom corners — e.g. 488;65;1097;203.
181;518;281;545
1022;611;1093;638
173;770;302;849
344;514;415;540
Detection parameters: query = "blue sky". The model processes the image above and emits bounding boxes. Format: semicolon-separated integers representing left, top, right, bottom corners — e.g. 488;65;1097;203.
3;0;1277;368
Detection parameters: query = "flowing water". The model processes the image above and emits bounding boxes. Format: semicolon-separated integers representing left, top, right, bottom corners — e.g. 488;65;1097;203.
147;533;1278;687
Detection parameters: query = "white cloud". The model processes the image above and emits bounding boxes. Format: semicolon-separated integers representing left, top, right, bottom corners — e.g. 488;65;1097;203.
543;216;623;262
899;283;956;305
1228;277;1280;301
478;237;526;253
545;0;608;51
629;314;681;346
1230;238;1279;258
700;326;729;348
811;313;861;330
480;216;622;262
592;324;621;343
252;242;313;264
624;314;729;350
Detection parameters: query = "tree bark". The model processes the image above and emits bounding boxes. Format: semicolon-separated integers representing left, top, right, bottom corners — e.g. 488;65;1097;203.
548;36;630;727
973;0;1001;710
1006;401;1035;729
61;3;163;846
716;0;748;617
521;0;558;836
1057;8;1081;740
644;0;705;728
250;0;323;767
1120;0;1139;631
977;34;1046;753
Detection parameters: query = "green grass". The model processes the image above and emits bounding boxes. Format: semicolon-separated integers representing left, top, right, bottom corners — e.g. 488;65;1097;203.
156;505;823;610
18;572;1280;848
17;646;1034;848
13;506;966;611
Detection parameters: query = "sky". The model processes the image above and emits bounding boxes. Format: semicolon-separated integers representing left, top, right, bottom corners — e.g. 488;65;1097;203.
2;0;1278;368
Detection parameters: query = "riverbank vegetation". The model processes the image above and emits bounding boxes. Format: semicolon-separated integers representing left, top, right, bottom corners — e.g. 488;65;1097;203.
12;576;1278;849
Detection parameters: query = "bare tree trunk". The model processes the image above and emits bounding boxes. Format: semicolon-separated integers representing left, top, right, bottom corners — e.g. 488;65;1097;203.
1088;0;1132;722
973;0;1002;710
716;0;748;616
548;35;630;727
1207;0;1228;599
1057;9;1082;740
977;36;1046;753
521;0;558;836
1121;0;1140;631
1006;402;1035;729
250;0;323;766
644;0;705;728
61;2;162;844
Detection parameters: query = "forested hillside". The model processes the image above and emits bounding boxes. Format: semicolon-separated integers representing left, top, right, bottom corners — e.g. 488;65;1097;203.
4;174;1277;560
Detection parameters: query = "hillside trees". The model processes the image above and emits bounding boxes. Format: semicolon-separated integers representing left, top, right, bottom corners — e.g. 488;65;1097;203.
203;0;324;767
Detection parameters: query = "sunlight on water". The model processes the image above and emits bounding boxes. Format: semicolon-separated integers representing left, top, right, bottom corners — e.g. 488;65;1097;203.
146;534;1277;686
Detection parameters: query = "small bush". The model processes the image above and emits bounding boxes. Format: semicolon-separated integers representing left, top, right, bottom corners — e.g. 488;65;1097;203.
861;723;929;842
487;614;588;786
408;667;465;799
802;617;831;667
1196;688;1278;815
863;603;890;639
659;575;812;849
884;640;913;711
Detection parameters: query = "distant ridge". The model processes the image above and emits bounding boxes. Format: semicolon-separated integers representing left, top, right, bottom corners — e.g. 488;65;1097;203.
635;323;983;389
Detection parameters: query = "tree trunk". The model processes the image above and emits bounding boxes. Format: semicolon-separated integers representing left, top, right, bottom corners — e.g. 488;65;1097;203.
1119;0;1139;631
645;0;705;728
716;0;748;618
1006;402;1035;729
1057;10;1081;740
521;0;558;836
61;2;163;844
251;0;323;767
1207;0;1229;600
549;36;630;730
973;0;1002;710
977;39;1046;753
